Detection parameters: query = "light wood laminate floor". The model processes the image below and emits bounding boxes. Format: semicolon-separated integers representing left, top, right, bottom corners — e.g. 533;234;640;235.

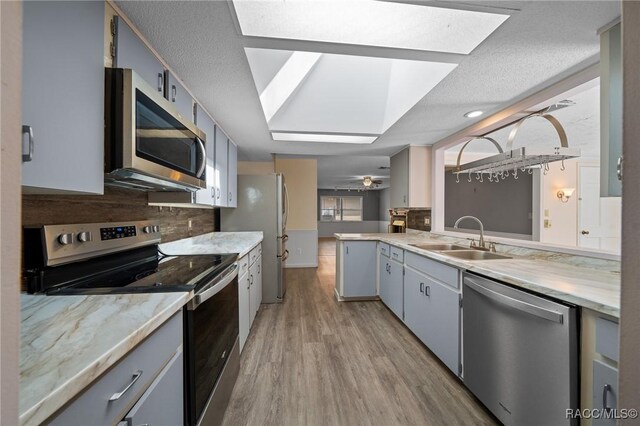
222;238;497;426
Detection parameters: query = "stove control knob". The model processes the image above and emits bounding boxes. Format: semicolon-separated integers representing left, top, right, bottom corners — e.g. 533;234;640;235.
153;225;160;233
142;226;152;234
58;233;74;245
77;231;92;243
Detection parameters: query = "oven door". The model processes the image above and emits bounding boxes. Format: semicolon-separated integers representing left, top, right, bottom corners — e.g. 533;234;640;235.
107;68;206;190
184;264;239;426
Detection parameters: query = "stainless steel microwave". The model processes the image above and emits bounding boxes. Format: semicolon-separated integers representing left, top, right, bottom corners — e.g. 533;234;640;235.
105;68;206;191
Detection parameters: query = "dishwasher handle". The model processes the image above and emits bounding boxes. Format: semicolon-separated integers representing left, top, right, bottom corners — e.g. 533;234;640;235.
464;277;564;324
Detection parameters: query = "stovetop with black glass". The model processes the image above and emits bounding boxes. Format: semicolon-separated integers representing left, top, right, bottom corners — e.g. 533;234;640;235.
23;221;237;295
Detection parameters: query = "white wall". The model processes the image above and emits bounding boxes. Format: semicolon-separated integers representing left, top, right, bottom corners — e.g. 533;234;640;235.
378;187;391;232
318;221;380;237
540;159;579;246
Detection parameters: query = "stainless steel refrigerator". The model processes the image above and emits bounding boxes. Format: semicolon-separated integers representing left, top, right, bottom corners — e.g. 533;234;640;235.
221;174;288;303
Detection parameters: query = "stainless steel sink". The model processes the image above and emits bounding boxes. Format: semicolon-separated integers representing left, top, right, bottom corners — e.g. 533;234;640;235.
410;243;469;251
439;250;512;260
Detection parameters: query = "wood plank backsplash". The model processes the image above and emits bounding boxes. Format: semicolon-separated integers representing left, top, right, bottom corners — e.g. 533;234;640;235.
23;187;217;243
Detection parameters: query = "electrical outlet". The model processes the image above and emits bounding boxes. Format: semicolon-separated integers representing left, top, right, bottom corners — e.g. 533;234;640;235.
188;219;192;230
544;209;550;217
544;219;552;228
424;218;431;225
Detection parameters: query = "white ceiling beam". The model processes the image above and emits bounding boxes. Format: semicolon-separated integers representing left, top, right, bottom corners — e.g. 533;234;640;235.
259;51;321;123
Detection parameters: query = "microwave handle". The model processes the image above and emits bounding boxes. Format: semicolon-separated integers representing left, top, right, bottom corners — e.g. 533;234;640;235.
196;137;206;178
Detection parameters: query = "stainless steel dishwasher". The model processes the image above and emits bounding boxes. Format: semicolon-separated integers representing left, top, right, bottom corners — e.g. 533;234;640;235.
462;272;579;426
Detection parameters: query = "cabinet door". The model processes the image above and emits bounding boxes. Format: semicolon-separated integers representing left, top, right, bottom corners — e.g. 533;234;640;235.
404;267;428;343
123;349;183;426
249;261;259;325
194;105;215;206
256;255;263;307
22;1;104;194
423;276;460;374
167;71;194;122
390;148;409;207
379;253;390;305
593;360;618;426
228;140;238;208
343;242;377;297
239;272;250;352
114;16;165;94
214;126;229;207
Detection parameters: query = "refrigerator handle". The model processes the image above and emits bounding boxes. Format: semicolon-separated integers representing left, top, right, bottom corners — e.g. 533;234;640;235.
283;183;289;230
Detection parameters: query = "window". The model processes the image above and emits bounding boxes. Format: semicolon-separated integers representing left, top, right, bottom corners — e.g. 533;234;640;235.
320;196;363;222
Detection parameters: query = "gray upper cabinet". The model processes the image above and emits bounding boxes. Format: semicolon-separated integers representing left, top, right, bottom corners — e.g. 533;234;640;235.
228;140;238;208
167;71;194;122
343;242;377;297
22;1;105;194
215;126;229;207
390;148;409;207
114;16;165;94
194;105;216;206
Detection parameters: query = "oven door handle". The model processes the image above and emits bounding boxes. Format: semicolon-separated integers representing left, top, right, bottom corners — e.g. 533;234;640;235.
190;263;238;310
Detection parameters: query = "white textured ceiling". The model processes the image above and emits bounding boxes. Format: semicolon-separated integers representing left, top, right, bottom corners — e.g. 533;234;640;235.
116;1;620;161
280;154;391;189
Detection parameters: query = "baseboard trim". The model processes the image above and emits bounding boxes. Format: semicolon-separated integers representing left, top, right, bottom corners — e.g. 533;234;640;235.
284;262;318;268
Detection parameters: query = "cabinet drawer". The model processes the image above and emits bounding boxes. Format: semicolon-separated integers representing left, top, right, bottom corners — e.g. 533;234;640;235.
48;312;183;425
390;246;404;263
379;243;390;258
249;246;260;266
239;254;249;277
596;317;619;362
405;251;459;289
592;360;618;426
123;349;183;426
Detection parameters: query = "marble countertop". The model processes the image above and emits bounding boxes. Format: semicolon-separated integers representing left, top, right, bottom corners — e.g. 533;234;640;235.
160;231;263;258
20;292;190;426
335;233;620;317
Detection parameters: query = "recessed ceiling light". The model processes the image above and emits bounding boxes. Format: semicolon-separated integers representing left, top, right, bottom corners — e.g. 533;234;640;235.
464;110;484;118
233;1;509;55
271;132;377;144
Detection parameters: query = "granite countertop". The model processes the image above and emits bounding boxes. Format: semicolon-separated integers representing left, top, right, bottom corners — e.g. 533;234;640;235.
160;231;263;257
20;292;190;426
335;233;620;318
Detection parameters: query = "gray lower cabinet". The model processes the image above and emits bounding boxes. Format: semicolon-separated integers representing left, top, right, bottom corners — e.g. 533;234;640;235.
249;260;259;325
379;254;403;319
114;16;165;94
22;1;105;194
239;269;250;353
167;71;194;122
47;313;183;426
120;349;184;426
342;242;377;297
592;360;618;426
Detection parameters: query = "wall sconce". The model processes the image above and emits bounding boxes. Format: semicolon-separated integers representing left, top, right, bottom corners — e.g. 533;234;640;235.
557;188;575;203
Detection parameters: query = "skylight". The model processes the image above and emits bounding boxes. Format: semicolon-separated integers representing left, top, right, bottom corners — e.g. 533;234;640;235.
271;132;378;144
233;0;509;55
245;48;458;139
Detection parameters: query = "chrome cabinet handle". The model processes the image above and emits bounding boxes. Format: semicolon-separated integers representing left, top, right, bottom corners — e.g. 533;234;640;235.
617;156;623;181
419;283;424;294
158;73;164;93
258;264;261;274
603;383;613;414
250;274;253;285
425;285;430;297
109;370;142;401
22;125;34;162
229;192;232;202
217;188;221;199
171;85;177;102
581;230;590;235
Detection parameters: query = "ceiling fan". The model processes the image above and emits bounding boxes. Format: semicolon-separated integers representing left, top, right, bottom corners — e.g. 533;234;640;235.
362;176;383;189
